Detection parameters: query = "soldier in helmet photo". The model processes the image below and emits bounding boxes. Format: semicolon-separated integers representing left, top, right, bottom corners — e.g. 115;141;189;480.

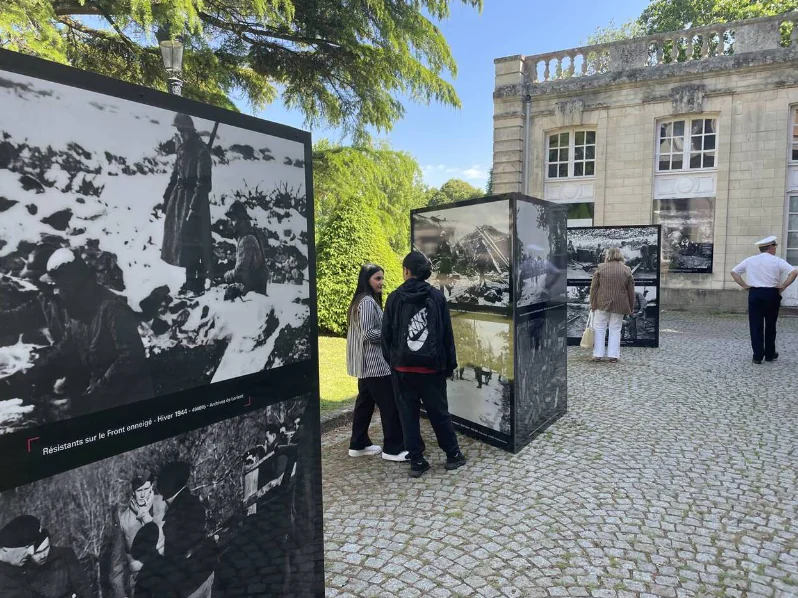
223;201;269;296
161;113;214;296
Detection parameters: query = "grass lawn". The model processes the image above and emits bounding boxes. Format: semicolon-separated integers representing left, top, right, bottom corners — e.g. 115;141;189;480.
318;335;357;414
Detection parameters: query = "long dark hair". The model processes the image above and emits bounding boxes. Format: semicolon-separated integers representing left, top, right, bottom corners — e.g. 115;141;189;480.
347;264;385;326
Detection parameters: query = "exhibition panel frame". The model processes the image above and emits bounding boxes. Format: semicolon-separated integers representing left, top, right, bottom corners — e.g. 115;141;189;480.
0;49;324;597
565;225;662;348
411;194;568;453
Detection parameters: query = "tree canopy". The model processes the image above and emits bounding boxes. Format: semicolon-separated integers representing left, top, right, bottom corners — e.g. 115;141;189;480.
0;0;482;139
315;192;402;335
313;140;427;253
425;178;483;207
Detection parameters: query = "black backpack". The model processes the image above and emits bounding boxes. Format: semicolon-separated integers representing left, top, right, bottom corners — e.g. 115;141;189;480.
393;293;442;369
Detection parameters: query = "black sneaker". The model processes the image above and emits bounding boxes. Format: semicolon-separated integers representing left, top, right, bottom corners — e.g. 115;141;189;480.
753;358;763;364
765;352;779;362
409;457;430;478
445;450;466;471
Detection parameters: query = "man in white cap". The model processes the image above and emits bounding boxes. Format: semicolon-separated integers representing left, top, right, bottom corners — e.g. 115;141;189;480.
730;236;798;364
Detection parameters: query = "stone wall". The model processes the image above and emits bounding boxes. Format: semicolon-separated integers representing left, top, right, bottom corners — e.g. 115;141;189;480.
494;16;798;309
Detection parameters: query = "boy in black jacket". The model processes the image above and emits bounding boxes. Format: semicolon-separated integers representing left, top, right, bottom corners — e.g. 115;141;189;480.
382;251;466;478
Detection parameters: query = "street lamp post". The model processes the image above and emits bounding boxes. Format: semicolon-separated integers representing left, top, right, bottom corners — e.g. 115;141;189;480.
159;40;184;96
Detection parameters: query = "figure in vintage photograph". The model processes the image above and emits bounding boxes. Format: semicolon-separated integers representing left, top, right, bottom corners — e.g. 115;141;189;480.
625;289;649;341
27;528;92;598
161;114;214;296
435;231;456;297
4;249;153;418
0;515;41;598
101;470;167;598
223;201;269;296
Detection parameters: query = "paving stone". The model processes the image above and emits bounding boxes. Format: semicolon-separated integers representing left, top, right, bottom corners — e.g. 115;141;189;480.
321;313;798;597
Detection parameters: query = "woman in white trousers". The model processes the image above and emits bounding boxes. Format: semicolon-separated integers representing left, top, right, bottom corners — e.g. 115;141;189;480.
589;247;635;362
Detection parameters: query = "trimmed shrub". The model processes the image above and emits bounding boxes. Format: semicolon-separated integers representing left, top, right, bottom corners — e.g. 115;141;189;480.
316;195;403;335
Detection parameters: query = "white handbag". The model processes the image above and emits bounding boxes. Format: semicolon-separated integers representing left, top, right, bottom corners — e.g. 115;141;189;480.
580;310;595;349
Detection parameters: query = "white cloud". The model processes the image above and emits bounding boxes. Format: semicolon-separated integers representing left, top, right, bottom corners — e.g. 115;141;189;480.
421;164;489;188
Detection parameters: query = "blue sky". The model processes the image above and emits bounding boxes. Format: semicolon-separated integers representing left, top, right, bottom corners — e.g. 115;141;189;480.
243;0;650;190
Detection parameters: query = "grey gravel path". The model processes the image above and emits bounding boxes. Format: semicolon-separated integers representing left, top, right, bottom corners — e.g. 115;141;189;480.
321;312;798;597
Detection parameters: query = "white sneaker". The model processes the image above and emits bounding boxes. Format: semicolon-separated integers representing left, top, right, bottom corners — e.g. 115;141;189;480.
348;445;382;457
382;450;410;462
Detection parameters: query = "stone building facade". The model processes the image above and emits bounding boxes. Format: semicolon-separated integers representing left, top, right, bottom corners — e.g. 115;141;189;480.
493;14;798;309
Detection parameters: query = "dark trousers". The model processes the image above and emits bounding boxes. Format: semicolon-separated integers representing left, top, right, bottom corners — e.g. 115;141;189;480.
391;371;459;461
748;287;781;360
349;375;405;455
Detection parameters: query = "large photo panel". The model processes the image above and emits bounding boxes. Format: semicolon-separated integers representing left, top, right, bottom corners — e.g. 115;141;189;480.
446;311;513;447
0;65;312;436
566;226;660;283
514;304;567;451
412;199;511;309
515;197;567;312
653;198;714;274
0;396;323;598
567;284;660;347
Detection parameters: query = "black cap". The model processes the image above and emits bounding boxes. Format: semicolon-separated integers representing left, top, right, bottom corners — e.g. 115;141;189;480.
225;201;250;221
131;469;154;492
39;248;93;285
157;461;191;499
172;113;195;130
0;515;41;548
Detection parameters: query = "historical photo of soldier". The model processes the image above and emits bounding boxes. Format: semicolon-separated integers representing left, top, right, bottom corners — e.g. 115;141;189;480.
0;70;312;436
412;200;511;307
160;114;214;296
0;396;321;598
653;198;714;273
447;313;512;435
515;199;567;310
566;226;660;282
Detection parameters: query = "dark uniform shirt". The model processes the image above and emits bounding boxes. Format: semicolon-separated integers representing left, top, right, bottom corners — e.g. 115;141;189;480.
27;546;92;598
0;561;34;598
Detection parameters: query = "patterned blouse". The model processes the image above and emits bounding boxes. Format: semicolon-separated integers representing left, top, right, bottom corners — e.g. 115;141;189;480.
346;295;391;378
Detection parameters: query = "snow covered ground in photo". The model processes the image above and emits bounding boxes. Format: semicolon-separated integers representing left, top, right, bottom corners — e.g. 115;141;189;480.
448;369;510;435
0;70;311;432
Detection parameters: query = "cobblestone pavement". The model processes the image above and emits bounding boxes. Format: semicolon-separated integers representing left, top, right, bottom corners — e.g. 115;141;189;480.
321;312;798;598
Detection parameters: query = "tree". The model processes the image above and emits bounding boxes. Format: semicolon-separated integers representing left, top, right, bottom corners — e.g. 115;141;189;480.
313;140;427;253
426;178;483;207
315;192;402;335
638;0;798;34
486;167;493;196
0;0;482;139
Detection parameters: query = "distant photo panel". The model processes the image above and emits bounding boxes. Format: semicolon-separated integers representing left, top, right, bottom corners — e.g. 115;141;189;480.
567;284;659;346
653;198;714;274
566;226;660;283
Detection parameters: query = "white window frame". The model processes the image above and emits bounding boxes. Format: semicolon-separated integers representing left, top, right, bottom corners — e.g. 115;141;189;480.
545;129;597;180
656;116;718;173
786;195;798;266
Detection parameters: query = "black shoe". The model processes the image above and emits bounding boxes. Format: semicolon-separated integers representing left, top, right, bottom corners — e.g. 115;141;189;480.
753;358;763;364
409;457;430;478
765;352;779;362
445;450;466;471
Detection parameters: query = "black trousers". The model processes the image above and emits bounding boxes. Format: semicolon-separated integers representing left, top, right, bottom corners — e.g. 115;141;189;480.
748;287;781;361
349;375;405;455
391;371;460;461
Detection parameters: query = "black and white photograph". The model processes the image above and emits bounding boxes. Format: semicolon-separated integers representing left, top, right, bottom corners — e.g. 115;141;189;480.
566;226;660;282
448;312;513;436
515;199;567;309
0;69;312;435
412;200;511;308
566;284;659;346
0;395;323;598
653;198;714;273
514;305;567;448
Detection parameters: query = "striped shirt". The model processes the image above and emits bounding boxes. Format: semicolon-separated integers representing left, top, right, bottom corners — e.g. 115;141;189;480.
589;261;635;315
346;295;391;378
